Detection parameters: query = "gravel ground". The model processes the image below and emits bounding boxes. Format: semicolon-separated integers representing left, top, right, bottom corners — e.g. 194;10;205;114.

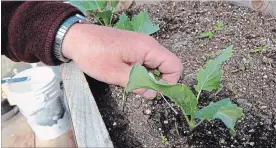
89;1;276;148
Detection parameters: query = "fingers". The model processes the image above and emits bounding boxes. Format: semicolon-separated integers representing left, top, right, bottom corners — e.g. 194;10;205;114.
133;88;157;99
143;89;157;99
113;63;132;87
143;46;183;84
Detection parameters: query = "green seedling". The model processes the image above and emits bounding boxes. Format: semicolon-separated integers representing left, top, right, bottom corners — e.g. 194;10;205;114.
160;135;169;145
215;21;224;31
69;0;159;35
199;31;214;39
149;69;162;81
114;11;159;35
69;1;117;26
200;20;224;39
250;45;268;53
256;113;266;118
126;45;244;136
208;85;223;98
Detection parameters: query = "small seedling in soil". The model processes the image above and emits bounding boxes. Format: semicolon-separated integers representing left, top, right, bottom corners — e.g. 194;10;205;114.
160;135;169;145
126;45;244;136
199;31;214;39
249;45;268;53
69;0;159;35
200;20;224;39
215;21;224;31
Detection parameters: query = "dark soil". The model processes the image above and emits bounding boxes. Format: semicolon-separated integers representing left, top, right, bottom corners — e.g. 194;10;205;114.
88;1;276;148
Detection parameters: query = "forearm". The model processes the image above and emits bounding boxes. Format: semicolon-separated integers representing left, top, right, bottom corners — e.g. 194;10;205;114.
1;1;81;65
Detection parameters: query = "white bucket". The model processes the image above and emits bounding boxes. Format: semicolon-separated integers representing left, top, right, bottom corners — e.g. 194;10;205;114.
5;67;70;140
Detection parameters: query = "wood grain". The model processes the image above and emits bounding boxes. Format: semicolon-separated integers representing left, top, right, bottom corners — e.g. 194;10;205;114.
61;62;113;148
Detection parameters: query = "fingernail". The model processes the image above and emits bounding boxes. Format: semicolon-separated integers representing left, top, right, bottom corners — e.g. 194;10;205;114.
143;90;157;99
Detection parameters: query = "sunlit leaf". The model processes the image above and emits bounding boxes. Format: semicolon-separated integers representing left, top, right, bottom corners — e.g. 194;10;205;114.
114;12;133;30
131;11;159;35
215;21;224;31
195;98;243;135
199;31;214;39
126;65;197;115
194;45;233;93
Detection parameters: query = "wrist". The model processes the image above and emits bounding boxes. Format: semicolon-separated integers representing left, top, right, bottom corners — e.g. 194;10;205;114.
61;23;82;60
54;14;87;63
62;23;104;61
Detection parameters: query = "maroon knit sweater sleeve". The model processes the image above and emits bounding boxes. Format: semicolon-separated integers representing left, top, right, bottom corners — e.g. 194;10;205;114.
1;1;81;65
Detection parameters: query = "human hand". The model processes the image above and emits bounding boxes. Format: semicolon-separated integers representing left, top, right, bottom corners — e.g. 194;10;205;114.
62;24;183;99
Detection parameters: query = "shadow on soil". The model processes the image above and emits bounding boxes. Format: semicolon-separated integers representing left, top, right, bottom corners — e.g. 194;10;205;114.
85;74;142;148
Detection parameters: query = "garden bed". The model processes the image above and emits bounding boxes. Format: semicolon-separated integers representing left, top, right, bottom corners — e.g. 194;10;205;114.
88;1;275;147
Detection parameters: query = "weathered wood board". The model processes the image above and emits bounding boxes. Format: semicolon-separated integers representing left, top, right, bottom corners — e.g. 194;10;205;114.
61;62;113;147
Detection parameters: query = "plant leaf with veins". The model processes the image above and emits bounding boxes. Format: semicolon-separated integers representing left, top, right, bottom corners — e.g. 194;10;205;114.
194;45;233;93
215;21;224;31
86;1;107;12
199;31;214;39
97;10;112;26
114;12;133;31
110;0;119;9
194;98;243;135
131;11;159;35
69;1;108;14
69;1;89;14
126;65;197;115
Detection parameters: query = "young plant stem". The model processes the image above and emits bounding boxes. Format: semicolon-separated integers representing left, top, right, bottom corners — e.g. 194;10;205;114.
122;88;127;112
95;1;102;12
109;13;114;27
189;119;205;134
160;93;178;115
185;115;196;128
175;121;180;136
196;90;201;100
194;119;205;128
160;93;196;128
91;14;105;26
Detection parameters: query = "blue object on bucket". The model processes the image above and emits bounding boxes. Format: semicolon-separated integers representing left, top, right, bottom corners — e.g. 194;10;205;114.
1;77;30;84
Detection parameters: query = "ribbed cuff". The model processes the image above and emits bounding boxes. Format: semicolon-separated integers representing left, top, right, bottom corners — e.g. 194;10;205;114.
44;7;82;65
8;2;82;66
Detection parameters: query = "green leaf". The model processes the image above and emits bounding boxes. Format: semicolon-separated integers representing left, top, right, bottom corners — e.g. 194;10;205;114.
126;65;197;115
114;12;133;31
199;31;214;39
97;10;112;26
195;98;243;134
69;1;89;14
90;1;107;12
194;45;233;93
131;11;159;35
215;21;224;31
249;45;267;53
160;136;169;145
150;69;161;81
110;0;119;9
69;1;107;13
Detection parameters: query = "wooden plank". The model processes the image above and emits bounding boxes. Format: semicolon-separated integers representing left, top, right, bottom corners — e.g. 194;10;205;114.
1;113;35;148
60;62;113;148
35;126;76;148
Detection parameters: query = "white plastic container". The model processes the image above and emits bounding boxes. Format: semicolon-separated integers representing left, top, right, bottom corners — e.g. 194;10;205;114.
5;67;70;140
